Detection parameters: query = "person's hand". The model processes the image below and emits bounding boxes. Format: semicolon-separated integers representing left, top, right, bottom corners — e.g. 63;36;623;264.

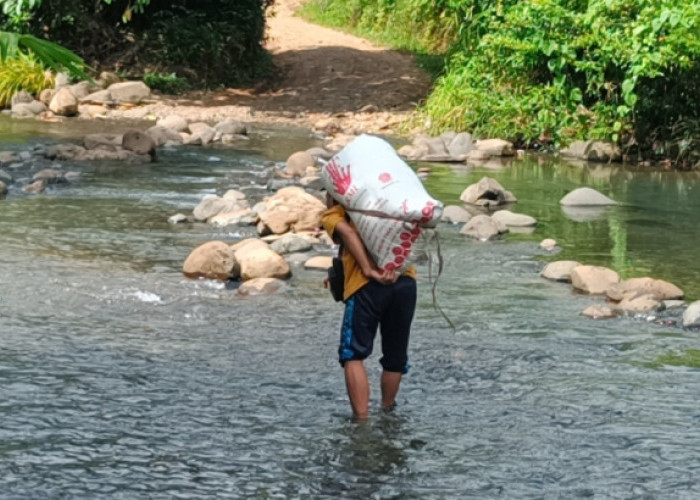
367;268;398;284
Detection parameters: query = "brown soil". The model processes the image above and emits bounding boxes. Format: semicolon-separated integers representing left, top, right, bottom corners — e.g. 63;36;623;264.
124;0;433;136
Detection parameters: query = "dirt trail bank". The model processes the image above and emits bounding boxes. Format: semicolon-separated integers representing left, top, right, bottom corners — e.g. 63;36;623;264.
111;0;433;137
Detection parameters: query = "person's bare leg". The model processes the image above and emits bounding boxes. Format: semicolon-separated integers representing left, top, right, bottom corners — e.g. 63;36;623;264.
344;360;370;419
380;371;402;409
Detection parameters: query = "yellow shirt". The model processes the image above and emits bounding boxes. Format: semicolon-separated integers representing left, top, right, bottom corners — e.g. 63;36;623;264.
321;204;416;301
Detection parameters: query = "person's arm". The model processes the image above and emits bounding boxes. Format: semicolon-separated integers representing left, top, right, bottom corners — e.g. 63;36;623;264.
334;219;398;285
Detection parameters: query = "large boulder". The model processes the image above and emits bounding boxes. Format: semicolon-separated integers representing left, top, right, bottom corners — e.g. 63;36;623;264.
560;187;617;206
146;126;184;146
473;138;515;157
570;265;620;295
491;210;537;227
606;277;684;302
561;140;622;162
285;151;315;177
231;238;291;281
157;115;189;132
49;87;79;116
107;81;150;104
441;205;472;224
541;260;581;282
122;129;156;156
459;214;508;241
183;241;239;281
237;277;285;296
258;186;325;234
460;177;517;207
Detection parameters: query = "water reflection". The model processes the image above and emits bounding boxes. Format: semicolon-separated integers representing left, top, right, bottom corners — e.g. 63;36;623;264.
560;205;611;222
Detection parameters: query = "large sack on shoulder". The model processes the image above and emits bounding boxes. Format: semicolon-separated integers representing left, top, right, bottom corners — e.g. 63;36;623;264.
321;134;443;272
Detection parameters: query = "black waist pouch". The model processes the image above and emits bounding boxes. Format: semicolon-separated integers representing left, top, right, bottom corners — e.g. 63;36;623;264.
327;256;344;302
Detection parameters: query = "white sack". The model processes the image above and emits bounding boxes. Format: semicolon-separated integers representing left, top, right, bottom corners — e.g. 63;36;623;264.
322;134;443;271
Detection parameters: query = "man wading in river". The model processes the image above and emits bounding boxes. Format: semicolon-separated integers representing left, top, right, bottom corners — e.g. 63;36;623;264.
322;195;418;420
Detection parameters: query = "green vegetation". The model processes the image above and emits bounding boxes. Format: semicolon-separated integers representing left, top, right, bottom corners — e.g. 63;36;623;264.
143;72;189;95
0;0;272;87
0;52;52;106
302;0;700;165
651;349;700;369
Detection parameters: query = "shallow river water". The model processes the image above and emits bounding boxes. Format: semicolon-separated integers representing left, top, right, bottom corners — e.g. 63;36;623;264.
2;118;700;498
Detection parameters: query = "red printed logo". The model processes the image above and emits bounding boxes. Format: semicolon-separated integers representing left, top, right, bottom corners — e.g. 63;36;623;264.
378;172;392;183
326;160;353;195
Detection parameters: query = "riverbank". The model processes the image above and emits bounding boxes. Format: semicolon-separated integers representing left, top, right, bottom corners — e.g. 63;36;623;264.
105;0;432;140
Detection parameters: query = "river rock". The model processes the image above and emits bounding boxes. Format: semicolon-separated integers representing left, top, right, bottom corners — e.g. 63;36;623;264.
441;205;472;224
84;133;122;151
54;72;70;89
614;293;663;313
80;89;112;105
541;260;581;282
491;209;537;227
33;169;66;184
304;255;333;270
12;100;46;117
683;301;700;328
214;119;247;136
98;71;121;89
183;240;239;281
571;265;620;295
561;140;622;162
188;122;216;145
237;277;285;296
0;169;11;183
540;238;557;251
231;238;291;281
193;194;250;222
560;187;617;206
69;81;96;100
446;132;474;160
39;89;55;106
209;209;255;227
108;81;150;104
146;126;184;146
168;213;189;225
22;179;46;194
582;304;618;319
269;233;314;254
285;151;315;177
11;90;34;107
49;87;79;116
474;138;515;157
606;277;684;302
122;129;156;156
258;186;325;234
0;180;6;197
157;114;189;132
78;104;108;118
305;147;333;161
459;214;508;241
460;177;517;207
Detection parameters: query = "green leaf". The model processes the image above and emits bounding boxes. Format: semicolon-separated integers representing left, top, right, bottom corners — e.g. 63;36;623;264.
569;87;583;102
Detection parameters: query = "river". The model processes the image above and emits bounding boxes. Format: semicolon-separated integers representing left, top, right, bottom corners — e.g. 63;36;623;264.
2;117;700;498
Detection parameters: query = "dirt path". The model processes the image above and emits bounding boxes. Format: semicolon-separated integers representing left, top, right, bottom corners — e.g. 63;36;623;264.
129;0;432;135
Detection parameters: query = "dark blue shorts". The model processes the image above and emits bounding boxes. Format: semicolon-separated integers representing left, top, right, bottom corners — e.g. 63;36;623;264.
338;276;417;373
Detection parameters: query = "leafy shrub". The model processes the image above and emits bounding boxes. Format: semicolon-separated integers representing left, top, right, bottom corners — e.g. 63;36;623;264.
0;0;273;87
303;0;700;160
0;53;53;107
143;72;189;95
